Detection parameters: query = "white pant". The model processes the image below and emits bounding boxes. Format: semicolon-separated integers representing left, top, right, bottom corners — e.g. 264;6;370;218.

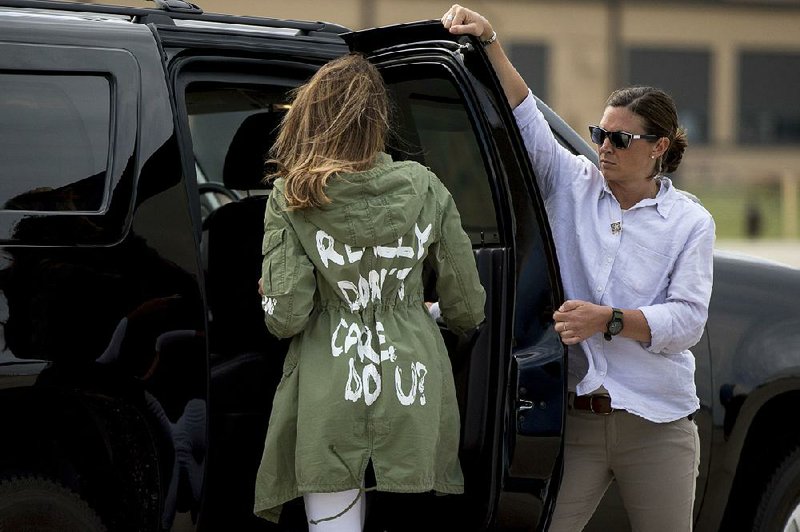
304;489;366;532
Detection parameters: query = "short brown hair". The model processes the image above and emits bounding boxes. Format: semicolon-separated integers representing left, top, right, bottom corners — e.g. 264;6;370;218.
268;53;390;209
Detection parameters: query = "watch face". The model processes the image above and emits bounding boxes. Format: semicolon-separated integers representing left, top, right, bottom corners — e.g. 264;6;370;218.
608;320;623;335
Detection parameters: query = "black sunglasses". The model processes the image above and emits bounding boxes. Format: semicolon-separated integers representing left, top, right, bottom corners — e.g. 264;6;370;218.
589;125;659;149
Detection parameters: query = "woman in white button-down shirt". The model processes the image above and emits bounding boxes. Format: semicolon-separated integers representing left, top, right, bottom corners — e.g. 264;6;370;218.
443;5;715;531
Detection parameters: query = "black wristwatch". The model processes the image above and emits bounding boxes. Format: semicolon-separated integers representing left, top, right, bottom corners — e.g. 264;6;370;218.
604;307;624;341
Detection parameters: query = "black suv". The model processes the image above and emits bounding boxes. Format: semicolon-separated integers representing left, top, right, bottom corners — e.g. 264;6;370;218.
1;1;799;531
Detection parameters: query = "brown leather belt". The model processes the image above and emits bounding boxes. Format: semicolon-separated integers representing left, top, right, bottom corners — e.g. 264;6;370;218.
568;393;696;420
569;393;615;415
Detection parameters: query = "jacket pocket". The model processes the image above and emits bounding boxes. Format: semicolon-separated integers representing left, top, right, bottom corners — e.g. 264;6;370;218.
262;228;288;296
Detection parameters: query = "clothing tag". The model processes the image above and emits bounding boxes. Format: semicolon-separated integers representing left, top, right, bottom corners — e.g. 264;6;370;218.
610;221;622;235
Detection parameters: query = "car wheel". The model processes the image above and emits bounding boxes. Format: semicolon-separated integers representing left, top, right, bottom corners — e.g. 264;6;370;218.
753;446;800;532
0;474;106;532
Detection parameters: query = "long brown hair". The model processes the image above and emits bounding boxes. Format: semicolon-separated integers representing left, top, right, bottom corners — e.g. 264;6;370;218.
268;53;390;209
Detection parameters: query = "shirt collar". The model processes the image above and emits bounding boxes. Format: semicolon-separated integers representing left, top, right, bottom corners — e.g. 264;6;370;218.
600;176;675;219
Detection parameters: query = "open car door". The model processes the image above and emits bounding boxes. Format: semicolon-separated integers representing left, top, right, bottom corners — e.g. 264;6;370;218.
345;21;567;531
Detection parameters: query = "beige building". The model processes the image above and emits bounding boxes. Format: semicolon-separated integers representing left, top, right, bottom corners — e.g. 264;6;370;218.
93;0;800;237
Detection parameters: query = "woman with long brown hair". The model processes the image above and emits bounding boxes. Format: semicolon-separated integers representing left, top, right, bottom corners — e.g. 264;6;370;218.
253;53;486;531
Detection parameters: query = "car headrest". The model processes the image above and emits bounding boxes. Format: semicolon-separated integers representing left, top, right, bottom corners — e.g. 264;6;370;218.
222;110;285;191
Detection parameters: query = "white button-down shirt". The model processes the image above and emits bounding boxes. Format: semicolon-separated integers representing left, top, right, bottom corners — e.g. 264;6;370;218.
514;92;715;422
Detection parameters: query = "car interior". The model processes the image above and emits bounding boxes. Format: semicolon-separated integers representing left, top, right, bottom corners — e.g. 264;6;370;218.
182;63;505;528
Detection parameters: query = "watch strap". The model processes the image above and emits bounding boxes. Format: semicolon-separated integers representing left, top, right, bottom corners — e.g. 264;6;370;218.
480;31;498;46
604;307;623;341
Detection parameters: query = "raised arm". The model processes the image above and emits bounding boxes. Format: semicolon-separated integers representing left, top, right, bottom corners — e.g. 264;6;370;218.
442;4;593;200
442;4;529;108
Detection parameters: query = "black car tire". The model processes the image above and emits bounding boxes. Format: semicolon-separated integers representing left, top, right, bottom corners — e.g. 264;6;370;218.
753;446;800;532
0;475;107;532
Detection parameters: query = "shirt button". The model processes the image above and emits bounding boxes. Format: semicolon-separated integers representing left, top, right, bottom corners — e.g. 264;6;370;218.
599;371;606;376
596;286;602;292
606;257;612;264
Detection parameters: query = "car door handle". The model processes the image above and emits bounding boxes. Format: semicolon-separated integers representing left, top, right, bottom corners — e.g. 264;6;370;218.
518;399;535;412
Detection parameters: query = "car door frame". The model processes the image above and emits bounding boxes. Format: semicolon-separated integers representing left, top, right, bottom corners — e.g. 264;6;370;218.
346;21;568;531
157;17;568;530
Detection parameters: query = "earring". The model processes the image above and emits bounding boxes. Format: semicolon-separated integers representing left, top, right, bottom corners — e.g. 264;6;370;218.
650;155;655;159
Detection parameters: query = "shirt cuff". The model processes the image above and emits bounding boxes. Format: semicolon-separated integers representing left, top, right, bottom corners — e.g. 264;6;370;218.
639;304;671;353
428;301;441;321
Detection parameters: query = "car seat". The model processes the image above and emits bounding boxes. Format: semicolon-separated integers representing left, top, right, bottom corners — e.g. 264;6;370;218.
202;110;290;529
204;110;283;357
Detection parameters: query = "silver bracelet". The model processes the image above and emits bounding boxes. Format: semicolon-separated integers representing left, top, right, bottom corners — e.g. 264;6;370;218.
481;30;497;46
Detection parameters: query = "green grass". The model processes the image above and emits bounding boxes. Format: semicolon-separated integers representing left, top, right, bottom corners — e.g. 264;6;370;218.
680;181;796;239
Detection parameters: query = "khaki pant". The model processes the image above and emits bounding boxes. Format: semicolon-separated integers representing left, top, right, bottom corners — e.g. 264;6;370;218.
548;408;700;532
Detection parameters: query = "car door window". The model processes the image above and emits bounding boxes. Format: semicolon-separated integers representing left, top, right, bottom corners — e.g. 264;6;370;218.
386;74;501;245
180;69;502;248
185;84;290;189
0;42;139;246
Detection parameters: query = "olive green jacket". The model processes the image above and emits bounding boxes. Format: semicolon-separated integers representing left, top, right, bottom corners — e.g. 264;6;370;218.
254;153;486;521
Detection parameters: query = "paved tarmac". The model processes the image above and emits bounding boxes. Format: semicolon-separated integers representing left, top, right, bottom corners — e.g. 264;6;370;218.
715;239;800;268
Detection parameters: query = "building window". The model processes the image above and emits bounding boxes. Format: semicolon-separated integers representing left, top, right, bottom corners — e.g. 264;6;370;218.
507;42;549;104
626;48;710;144
739;51;800;145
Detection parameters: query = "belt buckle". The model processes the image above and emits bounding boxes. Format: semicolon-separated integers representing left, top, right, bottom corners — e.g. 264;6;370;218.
590;395;613;415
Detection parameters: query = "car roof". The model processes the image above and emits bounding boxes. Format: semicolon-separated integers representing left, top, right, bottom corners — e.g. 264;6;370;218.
0;0;351;37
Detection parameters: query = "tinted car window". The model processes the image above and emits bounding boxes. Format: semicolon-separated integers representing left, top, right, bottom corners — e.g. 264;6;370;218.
186;84;290;187
388;76;500;244
0;73;110;212
185;74;501;247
